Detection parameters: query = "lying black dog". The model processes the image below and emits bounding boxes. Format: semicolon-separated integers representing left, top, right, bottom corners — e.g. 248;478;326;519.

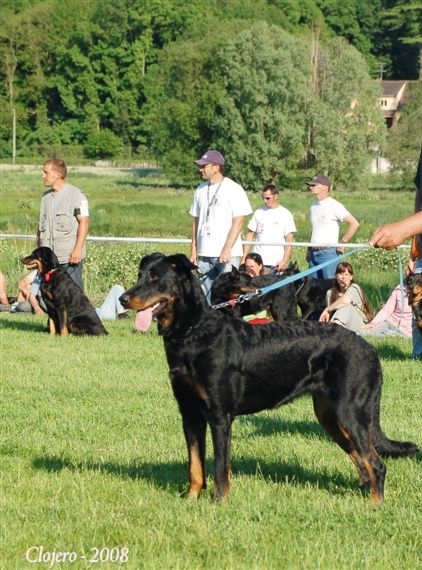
406;271;422;329
210;266;298;322
21;246;108;336
120;253;418;504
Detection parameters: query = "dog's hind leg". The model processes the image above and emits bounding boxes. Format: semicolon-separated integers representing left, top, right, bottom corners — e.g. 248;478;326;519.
312;394;386;504
210;415;234;502
182;414;207;500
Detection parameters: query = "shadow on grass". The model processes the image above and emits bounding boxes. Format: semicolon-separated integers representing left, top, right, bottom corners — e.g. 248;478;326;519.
374;343;412;360
0;316;46;333
238;415;327;441
32;451;365;498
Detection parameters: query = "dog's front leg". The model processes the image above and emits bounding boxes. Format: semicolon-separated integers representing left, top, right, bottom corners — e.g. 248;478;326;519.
210;414;233;502
57;308;69;337
182;414;207;500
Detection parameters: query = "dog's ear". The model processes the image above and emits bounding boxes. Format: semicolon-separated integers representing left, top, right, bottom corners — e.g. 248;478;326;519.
167;254;198;273
230;266;241;281
139;253;165;271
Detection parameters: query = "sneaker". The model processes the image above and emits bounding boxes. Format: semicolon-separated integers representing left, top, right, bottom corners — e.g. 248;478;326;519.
14;300;32;313
0;303;11;312
8;302;19;313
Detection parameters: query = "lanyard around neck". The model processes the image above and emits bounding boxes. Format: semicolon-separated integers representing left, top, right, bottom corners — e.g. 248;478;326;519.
206;177;224;222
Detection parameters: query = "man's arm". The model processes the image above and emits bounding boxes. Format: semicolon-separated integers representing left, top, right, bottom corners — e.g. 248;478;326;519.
190;218;199;264
220;216;245;263
370;212;422;249
242;230;255;261
336;214;360;253
341;215;360;244
274;233;294;271
69;216;90;263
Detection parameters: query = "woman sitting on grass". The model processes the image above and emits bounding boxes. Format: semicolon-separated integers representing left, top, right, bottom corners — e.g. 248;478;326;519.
363;284;413;339
319;262;372;333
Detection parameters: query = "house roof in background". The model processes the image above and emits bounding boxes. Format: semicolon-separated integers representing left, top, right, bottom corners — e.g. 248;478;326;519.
380;80;407;97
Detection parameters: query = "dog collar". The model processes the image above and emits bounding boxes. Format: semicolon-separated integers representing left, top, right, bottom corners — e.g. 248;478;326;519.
45;269;59;282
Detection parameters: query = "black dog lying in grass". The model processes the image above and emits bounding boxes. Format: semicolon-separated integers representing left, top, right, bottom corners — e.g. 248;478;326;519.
120;253;419;504
21;246;108;336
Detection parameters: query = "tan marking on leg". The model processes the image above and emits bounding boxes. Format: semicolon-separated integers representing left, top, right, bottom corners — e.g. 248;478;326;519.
49;318;56;336
187;442;205;499
362;457;383;505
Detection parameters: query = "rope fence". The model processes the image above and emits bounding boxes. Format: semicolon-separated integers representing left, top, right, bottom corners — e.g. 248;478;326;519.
0;234;411;250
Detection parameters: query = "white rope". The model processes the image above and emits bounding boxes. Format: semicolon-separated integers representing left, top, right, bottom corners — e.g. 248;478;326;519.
0;234;410;249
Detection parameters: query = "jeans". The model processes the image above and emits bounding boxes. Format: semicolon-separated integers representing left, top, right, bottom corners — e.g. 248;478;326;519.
308;248;339;279
197;256;240;304
61;262;84;291
412;258;422;359
95;285;125;320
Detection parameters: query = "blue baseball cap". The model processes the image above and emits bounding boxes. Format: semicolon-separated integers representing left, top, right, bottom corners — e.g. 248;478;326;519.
194;150;225;165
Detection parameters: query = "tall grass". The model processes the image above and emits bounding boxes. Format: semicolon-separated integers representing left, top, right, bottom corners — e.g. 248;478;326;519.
1;167;421;569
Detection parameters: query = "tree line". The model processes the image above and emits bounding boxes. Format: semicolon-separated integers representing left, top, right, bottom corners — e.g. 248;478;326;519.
1;0;421;189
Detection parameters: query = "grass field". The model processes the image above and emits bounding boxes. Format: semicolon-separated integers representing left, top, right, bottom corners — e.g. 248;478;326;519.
1;316;421;570
1;166;421;569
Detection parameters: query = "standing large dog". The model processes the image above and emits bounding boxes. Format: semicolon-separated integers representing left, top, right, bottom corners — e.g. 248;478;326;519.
120;253;418;504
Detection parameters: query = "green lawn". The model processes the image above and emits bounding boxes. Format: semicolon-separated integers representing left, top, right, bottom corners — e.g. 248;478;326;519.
0;315;421;569
1;167;421;569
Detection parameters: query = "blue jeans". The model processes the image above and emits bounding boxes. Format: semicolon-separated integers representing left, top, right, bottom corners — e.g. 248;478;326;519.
308;248;339;279
412;258;422;359
197;256;240;305
61;262;84;291
95;285;125;320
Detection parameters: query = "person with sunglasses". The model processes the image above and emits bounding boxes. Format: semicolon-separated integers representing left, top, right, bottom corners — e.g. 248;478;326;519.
242;183;296;272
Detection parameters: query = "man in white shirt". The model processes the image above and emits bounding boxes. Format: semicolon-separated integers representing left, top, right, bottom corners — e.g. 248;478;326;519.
189;149;252;302
306;174;359;279
242;183;296;272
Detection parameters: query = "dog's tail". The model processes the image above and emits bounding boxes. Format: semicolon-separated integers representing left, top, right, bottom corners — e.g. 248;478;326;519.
372;406;419;458
373;432;419;458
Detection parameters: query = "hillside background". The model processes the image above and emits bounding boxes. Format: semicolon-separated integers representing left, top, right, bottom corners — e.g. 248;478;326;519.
1;0;421;189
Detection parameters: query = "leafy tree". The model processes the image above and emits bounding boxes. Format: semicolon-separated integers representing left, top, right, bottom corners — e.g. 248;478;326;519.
378;0;422;80
212;23;311;190
84;129;122;160
145;21;385;190
142;34;227;184
305;35;386;187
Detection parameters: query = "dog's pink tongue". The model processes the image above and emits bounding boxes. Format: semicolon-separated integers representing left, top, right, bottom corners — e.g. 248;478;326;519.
134;306;155;332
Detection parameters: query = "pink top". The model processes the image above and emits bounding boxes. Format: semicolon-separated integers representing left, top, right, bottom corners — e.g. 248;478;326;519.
371;285;413;338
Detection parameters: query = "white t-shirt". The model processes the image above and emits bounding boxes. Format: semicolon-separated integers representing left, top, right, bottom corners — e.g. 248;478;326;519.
247;205;296;265
310;196;350;244
189;177;252;257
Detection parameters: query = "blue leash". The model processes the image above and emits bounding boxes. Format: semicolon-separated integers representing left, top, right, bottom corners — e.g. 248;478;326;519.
211;246;368;310
255;246;367;296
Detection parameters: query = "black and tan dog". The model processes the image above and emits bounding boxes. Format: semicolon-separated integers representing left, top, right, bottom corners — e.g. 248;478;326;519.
21;246;108;336
210;266;298;322
120;253;418;504
406;271;422;329
210;264;334;322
